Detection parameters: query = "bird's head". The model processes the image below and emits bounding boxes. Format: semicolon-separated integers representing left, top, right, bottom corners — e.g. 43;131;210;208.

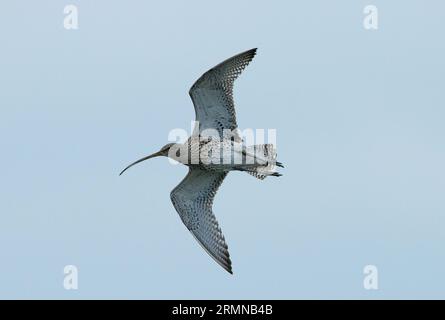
119;143;177;176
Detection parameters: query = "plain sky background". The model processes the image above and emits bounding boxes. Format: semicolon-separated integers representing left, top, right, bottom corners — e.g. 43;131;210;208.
0;1;444;299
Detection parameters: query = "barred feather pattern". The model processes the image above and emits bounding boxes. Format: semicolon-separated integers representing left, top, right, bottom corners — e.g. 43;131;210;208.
170;168;232;273
189;48;257;138
246;144;278;180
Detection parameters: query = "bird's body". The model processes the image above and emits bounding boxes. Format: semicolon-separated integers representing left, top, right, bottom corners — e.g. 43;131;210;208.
120;48;283;274
170;136;279;174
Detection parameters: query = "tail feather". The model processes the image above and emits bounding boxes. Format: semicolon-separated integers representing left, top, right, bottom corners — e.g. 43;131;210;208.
247;171;267;180
245;144;283;180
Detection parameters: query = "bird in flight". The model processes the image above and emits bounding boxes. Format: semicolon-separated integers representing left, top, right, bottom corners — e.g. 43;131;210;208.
120;48;283;274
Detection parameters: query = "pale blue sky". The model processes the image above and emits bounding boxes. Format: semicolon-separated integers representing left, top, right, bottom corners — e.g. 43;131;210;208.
0;1;444;299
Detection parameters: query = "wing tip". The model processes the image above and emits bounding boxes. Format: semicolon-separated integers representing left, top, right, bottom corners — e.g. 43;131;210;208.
222;258;233;275
249;47;258;55
189;47;259;96
244;47;258;62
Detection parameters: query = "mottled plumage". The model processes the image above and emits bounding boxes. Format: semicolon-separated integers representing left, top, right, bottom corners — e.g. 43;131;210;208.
170;169;231;272
189;48;257;138
120;48;283;274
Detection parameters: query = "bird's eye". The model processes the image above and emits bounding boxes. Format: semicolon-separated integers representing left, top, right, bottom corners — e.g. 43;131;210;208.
176;149;181;158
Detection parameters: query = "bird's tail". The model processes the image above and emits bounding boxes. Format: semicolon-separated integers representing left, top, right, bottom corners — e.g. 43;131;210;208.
245;144;283;180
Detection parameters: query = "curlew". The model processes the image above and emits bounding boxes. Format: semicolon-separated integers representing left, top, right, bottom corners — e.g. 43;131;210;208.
120;48;283;274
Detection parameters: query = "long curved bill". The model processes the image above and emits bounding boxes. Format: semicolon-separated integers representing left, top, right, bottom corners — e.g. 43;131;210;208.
119;151;162;176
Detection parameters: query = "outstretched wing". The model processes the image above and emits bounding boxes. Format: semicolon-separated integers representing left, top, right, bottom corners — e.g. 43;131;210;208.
189;48;257;138
170;168;232;273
